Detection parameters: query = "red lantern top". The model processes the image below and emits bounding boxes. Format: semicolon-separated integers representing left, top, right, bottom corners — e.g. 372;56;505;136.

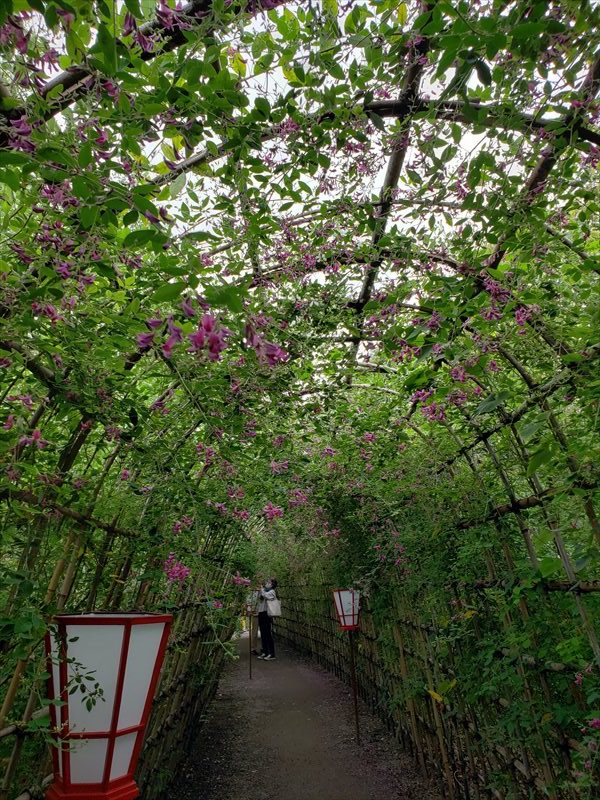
332;588;361;630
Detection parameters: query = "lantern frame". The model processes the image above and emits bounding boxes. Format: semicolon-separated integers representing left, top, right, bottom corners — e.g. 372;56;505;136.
45;611;172;800
332;588;361;630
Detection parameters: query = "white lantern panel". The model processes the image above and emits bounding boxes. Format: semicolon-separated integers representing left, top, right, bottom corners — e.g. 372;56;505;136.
117;623;166;730
69;737;108;783
66;624;124;731
110;732;137;780
334;589;360;625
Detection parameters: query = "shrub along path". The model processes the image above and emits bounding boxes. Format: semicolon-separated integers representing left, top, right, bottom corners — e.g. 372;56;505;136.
167;634;438;800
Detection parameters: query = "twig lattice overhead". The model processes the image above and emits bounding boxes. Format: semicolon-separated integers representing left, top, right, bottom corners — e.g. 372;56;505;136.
1;1;599;798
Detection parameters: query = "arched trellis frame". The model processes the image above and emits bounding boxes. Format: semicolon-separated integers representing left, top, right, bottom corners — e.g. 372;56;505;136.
1;1;599;798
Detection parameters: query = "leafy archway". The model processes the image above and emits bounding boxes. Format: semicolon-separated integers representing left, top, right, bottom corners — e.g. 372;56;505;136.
1;1;599;797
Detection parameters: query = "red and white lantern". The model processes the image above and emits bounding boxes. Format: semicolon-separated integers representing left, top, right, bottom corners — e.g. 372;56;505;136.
332;588;361;630
45;612;172;800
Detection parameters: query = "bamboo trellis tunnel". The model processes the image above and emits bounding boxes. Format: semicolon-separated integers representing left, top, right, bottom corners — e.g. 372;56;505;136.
1;0;600;798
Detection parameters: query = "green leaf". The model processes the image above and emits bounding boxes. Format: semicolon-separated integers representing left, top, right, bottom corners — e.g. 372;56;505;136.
474;59;492;86
0;151;31;166
511;21;547;41
0;169;20;190
123;229;160;248
96;22;117;75
169;172;186;198
526;444;553;476
79;206;99;229
124;0;142;16
276;8;300;40
150;282;186;303
473;391;511;416
204;282;248;313
366;111;386;131
230;51;247;78
538;557;562;578
254;97;271;119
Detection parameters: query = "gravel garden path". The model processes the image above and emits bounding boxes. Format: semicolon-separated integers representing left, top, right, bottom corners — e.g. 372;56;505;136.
167;634;439;800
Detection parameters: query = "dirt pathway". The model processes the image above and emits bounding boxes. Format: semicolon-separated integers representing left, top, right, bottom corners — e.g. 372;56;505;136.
168;635;439;800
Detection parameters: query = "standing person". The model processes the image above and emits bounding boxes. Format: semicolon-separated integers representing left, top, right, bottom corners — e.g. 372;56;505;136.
257;578;278;661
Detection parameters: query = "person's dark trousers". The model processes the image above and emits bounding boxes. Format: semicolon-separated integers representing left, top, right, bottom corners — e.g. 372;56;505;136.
258;611;275;656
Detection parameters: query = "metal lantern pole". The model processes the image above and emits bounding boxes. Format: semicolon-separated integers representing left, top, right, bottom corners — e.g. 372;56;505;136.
348;628;360;744
332;588;361;746
247;603;252;680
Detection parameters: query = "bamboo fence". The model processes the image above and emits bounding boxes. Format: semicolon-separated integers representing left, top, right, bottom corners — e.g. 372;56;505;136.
0;513;243;800
276;569;599;800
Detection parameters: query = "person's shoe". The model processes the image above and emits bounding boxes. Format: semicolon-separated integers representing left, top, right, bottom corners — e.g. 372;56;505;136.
263;654;276;660
251;649;259;655
257;654;266;659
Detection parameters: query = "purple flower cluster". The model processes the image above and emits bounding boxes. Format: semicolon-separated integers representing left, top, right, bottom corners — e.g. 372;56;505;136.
163;553;191;583
263;501;284;521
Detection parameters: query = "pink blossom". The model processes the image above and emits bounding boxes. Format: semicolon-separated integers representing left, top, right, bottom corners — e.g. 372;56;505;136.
263;501;284;521
181;298;195;317
162;328;182;358
411;388;434;404
19;429;49;449
102;80;120;100
120;469;130;481
450;365;467;382
201;314;217;333
163;553;191;583
589;718;600;729
421;402;445;422
483;276;511;305
137;332;155;349
8;394;34;409
188;326;206;352
270;459;289;474
426;311;443;332
134;29;156;53
123;11;137;36
57;9;75;30
207;329;229;361
3;415;15;430
289;488;308;507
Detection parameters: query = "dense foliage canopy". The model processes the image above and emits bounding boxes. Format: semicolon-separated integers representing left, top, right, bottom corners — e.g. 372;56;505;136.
0;0;599;796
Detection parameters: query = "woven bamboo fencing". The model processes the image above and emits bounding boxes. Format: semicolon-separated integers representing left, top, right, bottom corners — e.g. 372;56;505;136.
276;577;600;800
0;510;244;800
